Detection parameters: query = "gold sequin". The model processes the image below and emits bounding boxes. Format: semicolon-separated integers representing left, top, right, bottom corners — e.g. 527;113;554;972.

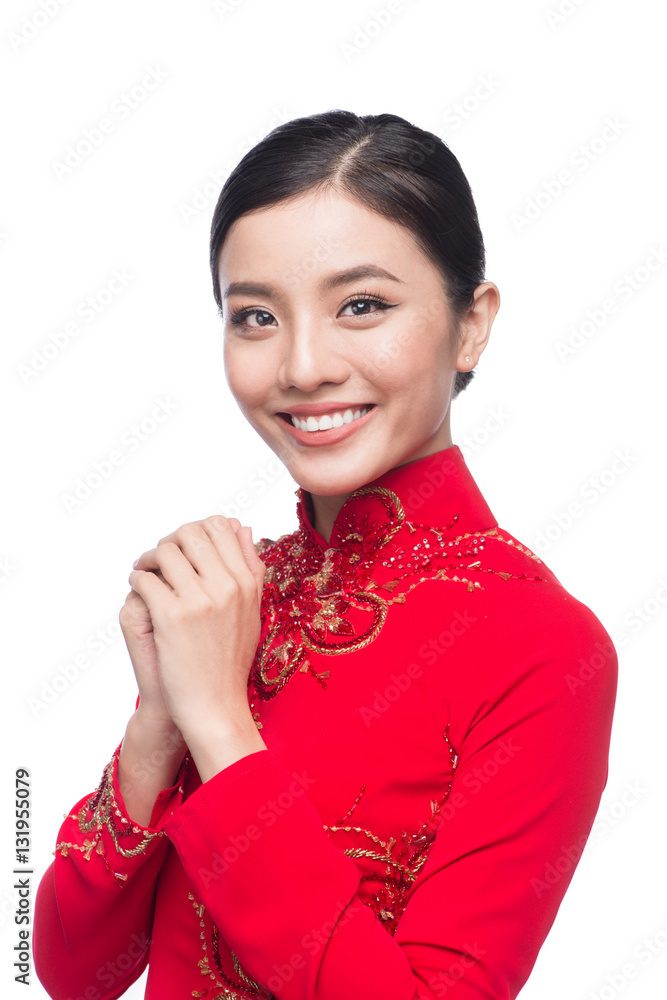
249;487;544;713
54;747;186;883
187;892;272;999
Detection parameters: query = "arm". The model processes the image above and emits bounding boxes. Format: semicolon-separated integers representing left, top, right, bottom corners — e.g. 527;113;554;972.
162;586;617;999
32;696;190;1000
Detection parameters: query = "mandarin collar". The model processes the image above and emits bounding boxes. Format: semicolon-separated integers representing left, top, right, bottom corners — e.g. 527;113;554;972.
295;445;497;551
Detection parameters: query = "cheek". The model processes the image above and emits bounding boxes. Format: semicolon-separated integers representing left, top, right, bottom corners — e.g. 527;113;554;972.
223;342;268;411
359;323;452;396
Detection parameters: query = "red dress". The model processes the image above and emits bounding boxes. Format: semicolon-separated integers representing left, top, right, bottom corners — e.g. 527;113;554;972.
33;445;618;999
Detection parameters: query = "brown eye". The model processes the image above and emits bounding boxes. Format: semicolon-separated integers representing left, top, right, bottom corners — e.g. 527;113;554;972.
229;307;276;329
339;294;395;317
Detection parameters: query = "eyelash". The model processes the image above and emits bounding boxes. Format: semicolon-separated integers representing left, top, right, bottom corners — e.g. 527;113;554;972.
228;289;395;329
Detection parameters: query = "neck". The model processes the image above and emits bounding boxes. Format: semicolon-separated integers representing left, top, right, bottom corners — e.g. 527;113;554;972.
308;428;455;545
311;491;355;546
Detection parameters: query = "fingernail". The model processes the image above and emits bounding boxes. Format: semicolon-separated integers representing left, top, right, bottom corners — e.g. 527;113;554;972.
133;558;139;568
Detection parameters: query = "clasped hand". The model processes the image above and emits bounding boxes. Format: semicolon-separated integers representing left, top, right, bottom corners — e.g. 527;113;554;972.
128;515;265;741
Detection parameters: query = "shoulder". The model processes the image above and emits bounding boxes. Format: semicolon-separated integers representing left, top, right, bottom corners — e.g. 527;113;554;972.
404;520;618;707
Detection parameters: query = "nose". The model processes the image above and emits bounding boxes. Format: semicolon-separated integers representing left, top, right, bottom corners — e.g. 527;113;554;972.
276;319;350;392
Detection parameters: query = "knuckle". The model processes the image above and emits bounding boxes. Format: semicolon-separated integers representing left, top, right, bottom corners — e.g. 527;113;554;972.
205;514;229;533
196;596;215;615
178;521;200;536
158;540;180;557
163;601;185;625
215;580;235;603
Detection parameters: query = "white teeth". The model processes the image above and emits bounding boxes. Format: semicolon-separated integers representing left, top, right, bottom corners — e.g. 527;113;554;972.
291;406;372;432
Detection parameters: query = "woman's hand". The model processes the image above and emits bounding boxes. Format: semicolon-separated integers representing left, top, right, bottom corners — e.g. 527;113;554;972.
119;575;175;726
127;515;266;742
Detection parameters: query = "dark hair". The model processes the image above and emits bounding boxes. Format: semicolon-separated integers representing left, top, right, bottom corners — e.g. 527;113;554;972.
209;109;486;398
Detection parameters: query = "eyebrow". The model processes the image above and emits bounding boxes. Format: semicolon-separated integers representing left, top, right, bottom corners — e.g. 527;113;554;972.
222;264;404;301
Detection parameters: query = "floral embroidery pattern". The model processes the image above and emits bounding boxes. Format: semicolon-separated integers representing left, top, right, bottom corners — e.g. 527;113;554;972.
249;485;543;716
187;727;459;991
54;747;187;884
188;892;274;1000
323;726;459;935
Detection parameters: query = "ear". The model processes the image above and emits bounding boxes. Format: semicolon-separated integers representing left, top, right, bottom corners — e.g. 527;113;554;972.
455;281;500;371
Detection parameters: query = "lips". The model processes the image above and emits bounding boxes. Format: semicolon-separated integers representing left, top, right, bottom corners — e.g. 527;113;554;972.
284;405;374;433
276;404;377;446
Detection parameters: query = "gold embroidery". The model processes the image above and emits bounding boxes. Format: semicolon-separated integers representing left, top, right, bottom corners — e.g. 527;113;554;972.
188;892;273;999
323;725;459;934
185;729;457;984
54;747;179;883
250;486;545;707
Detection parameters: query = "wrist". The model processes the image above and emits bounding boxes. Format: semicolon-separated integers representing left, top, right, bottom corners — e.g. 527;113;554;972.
125;709;187;766
183;709;267;784
168;691;251;741
133;704;184;740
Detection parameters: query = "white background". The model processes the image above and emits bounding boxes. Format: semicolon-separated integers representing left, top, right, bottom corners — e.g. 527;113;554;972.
2;0;666;997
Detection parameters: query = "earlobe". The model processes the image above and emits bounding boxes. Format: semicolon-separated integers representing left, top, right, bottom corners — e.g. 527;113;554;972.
456;281;500;370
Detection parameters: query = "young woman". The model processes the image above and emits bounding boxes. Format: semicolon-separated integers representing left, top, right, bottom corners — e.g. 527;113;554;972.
33;109;618;1000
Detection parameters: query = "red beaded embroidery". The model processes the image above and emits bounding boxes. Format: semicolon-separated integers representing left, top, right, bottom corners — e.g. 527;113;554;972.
248;485;543;716
53;747;186;884
187;727;459;993
323;725;459;935
188;892;273;999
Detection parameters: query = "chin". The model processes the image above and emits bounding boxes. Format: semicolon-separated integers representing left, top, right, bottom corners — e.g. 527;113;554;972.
289;455;390;498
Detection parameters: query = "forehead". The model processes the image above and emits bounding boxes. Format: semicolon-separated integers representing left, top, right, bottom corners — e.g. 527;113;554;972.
218;188;432;285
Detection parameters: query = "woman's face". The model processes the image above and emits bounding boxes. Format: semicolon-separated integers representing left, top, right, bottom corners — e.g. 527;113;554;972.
219;187;484;498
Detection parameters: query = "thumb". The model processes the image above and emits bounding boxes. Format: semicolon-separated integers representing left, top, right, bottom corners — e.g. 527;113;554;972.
237;525;266;603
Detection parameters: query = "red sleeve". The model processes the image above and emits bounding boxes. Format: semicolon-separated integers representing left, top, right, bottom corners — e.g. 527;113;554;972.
33;699;189;1000
162;582;617;1000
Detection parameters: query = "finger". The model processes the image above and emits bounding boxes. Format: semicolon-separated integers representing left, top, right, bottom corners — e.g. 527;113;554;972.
152;519;243;577
152;524;241;590
131;543;200;597
139;517;251;590
154;516;241;547
198;515;259;583
235;525;266;605
128;566;171;613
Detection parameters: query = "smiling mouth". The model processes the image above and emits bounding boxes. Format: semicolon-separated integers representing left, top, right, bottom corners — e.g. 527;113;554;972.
277;405;375;433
